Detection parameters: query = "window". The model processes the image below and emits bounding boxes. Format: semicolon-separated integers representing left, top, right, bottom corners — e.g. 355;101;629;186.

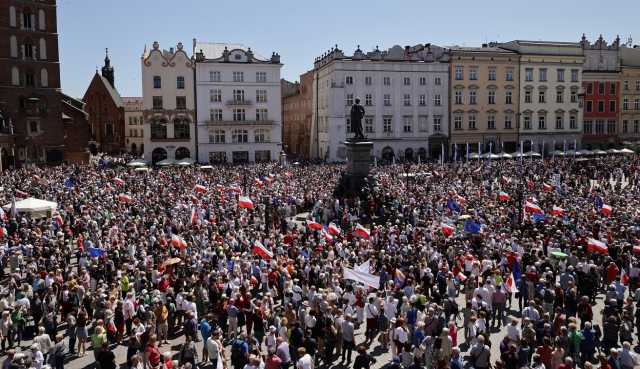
419;95;426;106
468;113;476;129
598;101;605;113
365;117;374;133
232;129;248;143
209;109;223;121
488;91;495;105
210;129;225;144
610;83;616;95
556;90;563;103
39;38;46;60
384;94;391;106
624;80;629;90
210;89;222;102
538;115;547;129
635;120;640;133
419;115;428;132
345;76;353;85
364;76;372;85
469;90;477;105
434;77;441;85
555;116;563;130
403;77;411;86
403;116;412;133
233;71;244;82
174;120;190;139
571;69;579;82
255;129;269;143
24;41;33;58
557;69;565;82
636;80;640;90
419;77;427;85
153;76;161;89
538;90;546;103
455;91;463;104
23;11;32;29
9;6;16;27
584;120;593;134
209;71;221;82
176;96;186;110
256;72;267;83
595;120;605;134
256;89;267;103
504;115;512;129
38;9;45;30
607;120;616;134
346;94;353;106
586;101;592;112
434;94;441;106
623;98;629;110
152;96;163;110
150;121;167;139
454;115;462;130
383;77;391;86
29;121;38;134
233;108;246;122
635;98;640;110
365;94;373;106
570;116;577;129
623;120;629;134
383;117;392;133
403;94;411;106
609;100;616;113
598;82;605;95
525;90;532;103
433;116;442;132
233;89;245;103
586;83;593;95
506;68;514;81
177;76;185;89
256;108;268;121
455;66;463;80
525;68;533;82
469;68;478;80
523;116;531;130
10;36;17;58
40;68;47;87
487;114;495;130
488;68;496;81
570;90;578;103
25;72;34;87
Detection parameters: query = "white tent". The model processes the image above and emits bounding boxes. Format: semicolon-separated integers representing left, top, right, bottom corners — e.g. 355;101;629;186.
620;148;635;154
176;158;195;166
499;152;513;159
126;159;147;167
3;198;58;218
198;165;214;170
156;159;176;166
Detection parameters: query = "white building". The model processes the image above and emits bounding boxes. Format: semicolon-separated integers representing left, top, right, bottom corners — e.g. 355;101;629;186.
141;41;196;164
311;44;450;162
194;40;283;164
122;97;144;155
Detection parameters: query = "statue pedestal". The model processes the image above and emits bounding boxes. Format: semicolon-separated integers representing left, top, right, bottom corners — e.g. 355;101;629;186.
334;140;374;198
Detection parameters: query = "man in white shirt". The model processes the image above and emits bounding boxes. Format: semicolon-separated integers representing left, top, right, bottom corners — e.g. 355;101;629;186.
364;296;379;346
506;318;521;342
296;347;314;369
522;301;540;323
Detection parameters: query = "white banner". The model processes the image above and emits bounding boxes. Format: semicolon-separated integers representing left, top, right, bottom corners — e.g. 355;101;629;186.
343;266;380;289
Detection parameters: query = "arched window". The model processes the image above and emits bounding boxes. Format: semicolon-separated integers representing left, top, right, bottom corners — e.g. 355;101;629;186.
10;36;17;58
23;38;34;59
39;38;46;60
150;120;167;139
9;6;16;27
151;148;167;164
173;119;190;139
11;67;19;86
22;9;33;29
174;147;190;160
209;129;225;143
254;128;270;143
232;129;248;143
38;9;45;30
40;68;48;87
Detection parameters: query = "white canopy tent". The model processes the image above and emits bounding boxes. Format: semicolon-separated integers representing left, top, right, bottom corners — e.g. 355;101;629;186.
126;159;147;167
3;198;58;218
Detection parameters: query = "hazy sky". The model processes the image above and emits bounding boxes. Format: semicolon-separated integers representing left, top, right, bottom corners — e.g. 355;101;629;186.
58;0;638;98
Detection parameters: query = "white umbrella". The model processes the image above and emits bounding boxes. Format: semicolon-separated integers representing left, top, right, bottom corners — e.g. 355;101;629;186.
469;153;480;159
134;167;150;172
126;159;147;167
620;148;635;154
551;150;565;157
578;149;593;156
593;149;607;155
523;151;542;158
156;159;176;166
606;149;620;154
565;150;579;156
176;158;195;166
499;152;513;159
198;165;214;170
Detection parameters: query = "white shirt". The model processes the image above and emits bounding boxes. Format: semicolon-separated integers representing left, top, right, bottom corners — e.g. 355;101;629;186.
393;326;408;343
206;337;220;360
384;299;398;320
506;324;521;341
297;354;313;369
364;303;379;319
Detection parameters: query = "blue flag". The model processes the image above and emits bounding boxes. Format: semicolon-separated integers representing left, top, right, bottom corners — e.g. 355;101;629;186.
87;247;106;257
532;213;546;222
64;177;74;189
447;198;461;213
594;195;603;209
512;260;522;282
463;219;481;234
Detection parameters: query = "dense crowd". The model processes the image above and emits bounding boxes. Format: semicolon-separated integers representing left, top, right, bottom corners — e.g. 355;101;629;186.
0;155;638;369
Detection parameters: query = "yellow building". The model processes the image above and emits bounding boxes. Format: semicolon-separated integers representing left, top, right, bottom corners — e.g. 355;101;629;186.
619;47;640;142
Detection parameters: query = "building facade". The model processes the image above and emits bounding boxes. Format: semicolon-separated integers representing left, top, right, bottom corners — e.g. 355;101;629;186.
83;51;125;154
312;44;450;162
194;41;283;164
449;45;520;155
122;97;143;154
0;0;66;165
60;93;91;163
141;41;195;164
580;35;621;147
500;40;584;152
619;46;640;142
282;70;313;160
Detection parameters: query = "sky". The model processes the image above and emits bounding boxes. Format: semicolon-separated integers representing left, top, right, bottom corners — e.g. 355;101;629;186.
58;0;639;98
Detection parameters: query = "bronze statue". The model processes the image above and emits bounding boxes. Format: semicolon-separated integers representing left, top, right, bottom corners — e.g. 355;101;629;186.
350;98;365;140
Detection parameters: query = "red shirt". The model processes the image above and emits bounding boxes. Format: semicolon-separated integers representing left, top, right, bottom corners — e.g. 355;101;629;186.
265;355;282;369
606;264;619;284
145;345;161;367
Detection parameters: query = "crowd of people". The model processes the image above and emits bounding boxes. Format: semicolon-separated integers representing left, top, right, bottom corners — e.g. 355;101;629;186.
0;155;638;369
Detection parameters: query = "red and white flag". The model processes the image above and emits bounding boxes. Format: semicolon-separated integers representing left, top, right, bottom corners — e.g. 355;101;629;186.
441;223;455;237
252;240;273;261
113;177;125;186
456;195;467;204
328;222;342;236
194;184;207;193
525;201;543;214
550;206;565;216
527;196;538;203
322;229;334;242
238;196;254;209
254;178;264;187
633;245;640;254
601;204;612;216
504;273;519;293
498;191;510;201
456;272;467;282
190;208;199;224
117;194;133;203
621;269;630;285
355;223;370;239
0;227;7;238
543;183;553;192
307;220;323;231
587;238;608;254
229;185;243;194
171;235;187;249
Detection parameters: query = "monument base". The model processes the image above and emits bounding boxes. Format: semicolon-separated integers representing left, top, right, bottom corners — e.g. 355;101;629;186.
333;140;375;198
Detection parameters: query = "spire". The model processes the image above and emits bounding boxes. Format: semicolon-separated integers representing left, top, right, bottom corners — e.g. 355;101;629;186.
101;47;115;88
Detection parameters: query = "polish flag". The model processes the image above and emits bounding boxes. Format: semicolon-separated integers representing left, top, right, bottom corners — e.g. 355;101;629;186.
190;208;198;224
587;238;608;254
621;269;630;285
252;240;273;261
441;223;455;236
504;273;519;293
456;195;467;204
229;185;243;194
543;183;553;192
527;196;538;203
601;204;612;216
117;194;133;203
322;229;334;242
550;206;565;216
525;201;543;213
171;235;187;249
238;196;254;209
194;184;207;193
328;222;342;236
498;191;510;201
633;245;640;254
254;178;264;187
355;224;370;239
456;272;467;282
113;177;125;186
307;220;323;231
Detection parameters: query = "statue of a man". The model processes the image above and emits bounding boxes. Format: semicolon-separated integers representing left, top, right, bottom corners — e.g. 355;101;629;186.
350;98;365;140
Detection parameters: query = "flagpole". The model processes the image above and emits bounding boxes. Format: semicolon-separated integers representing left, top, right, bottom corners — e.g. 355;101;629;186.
573;139;577;160
477;141;481;162
440;144;444;165
488;142;493;164
466;142;469;163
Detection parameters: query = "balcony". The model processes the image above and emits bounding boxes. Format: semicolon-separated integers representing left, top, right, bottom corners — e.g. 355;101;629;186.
226;99;253;106
203;119;275;127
